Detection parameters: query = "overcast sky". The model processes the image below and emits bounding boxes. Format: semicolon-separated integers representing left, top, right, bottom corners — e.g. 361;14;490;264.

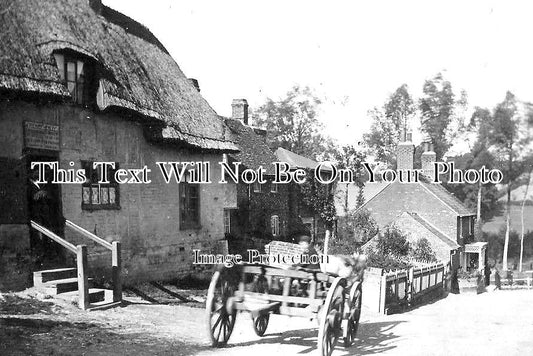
105;0;533;145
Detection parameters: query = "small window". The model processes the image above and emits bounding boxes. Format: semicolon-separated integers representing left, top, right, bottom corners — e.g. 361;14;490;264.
81;161;120;210
223;209;231;234
271;215;280;237
270;182;278;193
253;181;262;193
180;182;200;229
55;53;94;106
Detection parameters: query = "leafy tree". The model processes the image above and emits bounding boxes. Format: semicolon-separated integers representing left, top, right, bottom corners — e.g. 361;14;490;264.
364;84;415;167
384;84;416;133
409;238;438;262
253;85;327;159
419;73;466;160
482;92;528;270
331;208;379;255
333;145;366;213
519;104;533;271
375;225;410;257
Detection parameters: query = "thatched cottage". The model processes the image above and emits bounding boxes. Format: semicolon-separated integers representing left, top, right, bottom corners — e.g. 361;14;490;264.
0;0;238;290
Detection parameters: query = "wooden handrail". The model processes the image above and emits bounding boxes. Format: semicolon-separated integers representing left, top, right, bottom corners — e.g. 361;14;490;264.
65;220;112;250
30;220;77;254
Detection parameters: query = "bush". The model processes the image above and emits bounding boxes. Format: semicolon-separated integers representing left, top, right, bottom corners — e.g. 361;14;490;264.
330;208;379;254
375;225;410;257
366;251;411;270
409;238;438;262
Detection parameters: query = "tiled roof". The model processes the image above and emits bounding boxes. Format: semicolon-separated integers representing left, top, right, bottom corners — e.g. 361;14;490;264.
405;212;460;249
274;147;332;171
420;179;475;216
225;118;277;175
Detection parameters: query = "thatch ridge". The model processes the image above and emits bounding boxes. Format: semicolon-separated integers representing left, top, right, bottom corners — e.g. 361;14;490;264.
0;0;237;151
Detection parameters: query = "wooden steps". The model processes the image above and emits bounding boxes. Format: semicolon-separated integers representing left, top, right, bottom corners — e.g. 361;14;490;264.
58;288;106;304
39;277;94;294
33;267;77;285
33;268;116;309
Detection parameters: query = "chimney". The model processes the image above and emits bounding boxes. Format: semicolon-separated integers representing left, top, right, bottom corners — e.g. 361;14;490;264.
421;142;437;177
232;99;249;125
188;78;200;92
397;129;415;170
89;0;103;14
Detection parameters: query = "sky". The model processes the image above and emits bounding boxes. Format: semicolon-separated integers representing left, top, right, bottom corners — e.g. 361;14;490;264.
104;0;533;145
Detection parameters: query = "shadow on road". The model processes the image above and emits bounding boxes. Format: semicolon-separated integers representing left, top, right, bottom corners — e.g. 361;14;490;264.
220;320;403;355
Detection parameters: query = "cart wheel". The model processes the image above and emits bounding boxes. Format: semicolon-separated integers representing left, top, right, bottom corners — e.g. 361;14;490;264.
318;277;346;356
252;314;270;336
343;282;362;347
206;267;238;347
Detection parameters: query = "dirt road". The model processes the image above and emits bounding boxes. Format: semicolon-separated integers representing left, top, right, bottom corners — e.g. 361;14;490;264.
1;289;532;356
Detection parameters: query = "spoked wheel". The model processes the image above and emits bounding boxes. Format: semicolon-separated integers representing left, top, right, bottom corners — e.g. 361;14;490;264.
318;277;346;356
252;313;270;336
206;267;239;347
343;282;362;347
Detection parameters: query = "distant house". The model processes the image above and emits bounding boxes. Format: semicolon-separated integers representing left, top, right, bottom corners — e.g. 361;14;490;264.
274;147;333;241
222;99;290;244
357;134;483;271
0;0;238;289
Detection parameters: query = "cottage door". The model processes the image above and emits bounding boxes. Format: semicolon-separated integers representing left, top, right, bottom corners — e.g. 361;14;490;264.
25;153;65;268
0;157;28;224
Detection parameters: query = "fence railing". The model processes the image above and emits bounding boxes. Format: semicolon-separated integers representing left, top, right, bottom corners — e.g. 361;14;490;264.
30;220;122;309
377;262;447;314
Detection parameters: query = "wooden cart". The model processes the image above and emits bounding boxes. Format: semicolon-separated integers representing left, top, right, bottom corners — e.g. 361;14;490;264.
206;263;363;356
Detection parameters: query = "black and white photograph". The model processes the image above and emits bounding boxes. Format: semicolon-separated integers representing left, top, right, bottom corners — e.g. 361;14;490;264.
1;1;533;355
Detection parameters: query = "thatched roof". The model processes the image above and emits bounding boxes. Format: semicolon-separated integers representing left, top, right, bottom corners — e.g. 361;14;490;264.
0;0;237;151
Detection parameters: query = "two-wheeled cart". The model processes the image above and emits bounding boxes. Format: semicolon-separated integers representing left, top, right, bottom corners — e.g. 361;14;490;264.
206;263;362;356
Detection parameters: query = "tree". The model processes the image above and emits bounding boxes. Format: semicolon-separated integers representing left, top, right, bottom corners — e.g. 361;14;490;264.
364;84;415;167
519;104;533;271
409;238;438;262
375;225;410;257
333;145;366;214
485;92;524;271
419;73;466;160
253;85;326;159
332;208;379;255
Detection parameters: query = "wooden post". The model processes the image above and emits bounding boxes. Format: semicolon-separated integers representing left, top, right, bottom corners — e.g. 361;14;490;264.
407;267;414;304
379;274;387;314
112;241;122;303
77;245;89;310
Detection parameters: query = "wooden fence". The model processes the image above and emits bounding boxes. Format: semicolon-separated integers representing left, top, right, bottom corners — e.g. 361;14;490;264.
363;262;448;314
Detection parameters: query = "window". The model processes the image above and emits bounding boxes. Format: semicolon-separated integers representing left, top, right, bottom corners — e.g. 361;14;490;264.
223;209;231;234
81;161;119;210
54;53;94;106
253;181;262;193
180;182;200;229
270;182;278;193
271;215;280;237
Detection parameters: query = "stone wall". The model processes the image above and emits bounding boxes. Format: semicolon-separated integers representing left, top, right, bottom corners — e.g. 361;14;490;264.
0;99;237;286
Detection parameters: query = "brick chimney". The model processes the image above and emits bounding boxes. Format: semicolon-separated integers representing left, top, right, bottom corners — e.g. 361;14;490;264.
421;141;437;177
188;78;200;92
397;129;415;170
89;0;103;14
232;99;249;125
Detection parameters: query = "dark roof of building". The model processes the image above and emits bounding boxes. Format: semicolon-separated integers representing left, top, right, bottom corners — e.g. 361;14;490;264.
359;179;475;217
0;0;237;151
419;178;475;216
224;118;277;175
405;212;460;249
274;147;332;171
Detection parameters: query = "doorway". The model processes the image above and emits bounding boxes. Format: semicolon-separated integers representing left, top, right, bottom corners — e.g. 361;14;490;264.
26;152;65;268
